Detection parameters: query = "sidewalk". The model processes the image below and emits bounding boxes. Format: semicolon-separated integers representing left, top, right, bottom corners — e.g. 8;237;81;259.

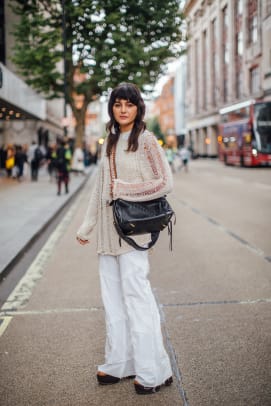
0;166;93;277
0;160;270;405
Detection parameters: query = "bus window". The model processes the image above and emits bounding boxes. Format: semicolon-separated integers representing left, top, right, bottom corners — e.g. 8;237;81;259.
254;103;271;153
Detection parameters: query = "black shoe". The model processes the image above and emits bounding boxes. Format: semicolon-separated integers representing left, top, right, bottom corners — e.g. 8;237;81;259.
97;373;136;385
97;373;120;385
134;376;173;395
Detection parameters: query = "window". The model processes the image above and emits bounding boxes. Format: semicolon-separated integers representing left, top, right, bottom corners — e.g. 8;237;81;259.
237;31;243;56
266;0;271;16
222;6;229;102
235;1;243;98
195;39;199;113
187;46;191;86
211;18;218;106
202;30;207;109
237;0;243;14
248;0;258;44
236;72;243;99
250;66;260;93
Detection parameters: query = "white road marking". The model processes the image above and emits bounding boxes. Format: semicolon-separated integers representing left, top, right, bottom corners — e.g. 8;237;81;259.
0;317;12;337
0;193;82;335
0;307;101;317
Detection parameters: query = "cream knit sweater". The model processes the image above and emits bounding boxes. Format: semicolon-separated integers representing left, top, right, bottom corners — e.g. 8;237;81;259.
77;130;173;255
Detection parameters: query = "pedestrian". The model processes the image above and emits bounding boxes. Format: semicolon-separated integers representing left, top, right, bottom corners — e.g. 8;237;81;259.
14;145;27;181
5;144;15;178
28;141;43;181
71;143;85;174
76;83;173;395
179;145;190;173
165;145;176;173
46;143;57;182
54;139;72;195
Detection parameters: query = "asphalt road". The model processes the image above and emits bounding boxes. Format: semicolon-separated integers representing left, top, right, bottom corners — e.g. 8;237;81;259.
0;159;270;406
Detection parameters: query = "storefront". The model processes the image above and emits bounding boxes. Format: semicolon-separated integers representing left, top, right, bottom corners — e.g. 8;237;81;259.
0;63;46;145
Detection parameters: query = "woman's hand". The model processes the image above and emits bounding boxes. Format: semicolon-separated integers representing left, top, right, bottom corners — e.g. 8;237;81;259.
76;236;89;245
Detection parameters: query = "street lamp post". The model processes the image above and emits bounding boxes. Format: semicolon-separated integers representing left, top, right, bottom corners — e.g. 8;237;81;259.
61;0;68;137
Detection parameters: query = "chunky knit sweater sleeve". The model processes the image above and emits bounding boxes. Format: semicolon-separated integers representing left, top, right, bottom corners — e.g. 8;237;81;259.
76;166;100;241
76;143;107;241
112;134;173;202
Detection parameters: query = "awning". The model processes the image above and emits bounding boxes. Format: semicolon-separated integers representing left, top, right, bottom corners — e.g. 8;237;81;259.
186;113;220;131
0;63;46;121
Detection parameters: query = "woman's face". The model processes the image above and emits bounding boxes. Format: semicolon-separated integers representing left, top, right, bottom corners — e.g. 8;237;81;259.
112;98;138;132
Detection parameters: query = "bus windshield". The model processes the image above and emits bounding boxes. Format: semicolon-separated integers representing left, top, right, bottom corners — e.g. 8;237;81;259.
254;103;271;153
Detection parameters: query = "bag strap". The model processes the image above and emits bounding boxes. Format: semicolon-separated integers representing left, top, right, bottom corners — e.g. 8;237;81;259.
109;145;117;199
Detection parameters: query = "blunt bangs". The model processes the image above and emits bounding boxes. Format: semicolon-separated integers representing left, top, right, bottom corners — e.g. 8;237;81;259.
110;84;141;106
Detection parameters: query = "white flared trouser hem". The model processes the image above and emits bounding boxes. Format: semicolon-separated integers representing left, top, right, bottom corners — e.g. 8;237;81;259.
98;250;172;387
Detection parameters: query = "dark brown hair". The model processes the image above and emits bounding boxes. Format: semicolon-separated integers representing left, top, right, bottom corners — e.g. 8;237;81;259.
106;83;146;156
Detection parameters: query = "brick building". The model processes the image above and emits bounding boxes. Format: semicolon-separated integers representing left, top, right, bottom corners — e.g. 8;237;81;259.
153;76;176;145
184;0;271;157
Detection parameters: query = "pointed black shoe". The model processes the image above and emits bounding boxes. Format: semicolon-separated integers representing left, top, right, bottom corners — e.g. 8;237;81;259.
97;373;120;385
134;376;173;395
97;373;136;385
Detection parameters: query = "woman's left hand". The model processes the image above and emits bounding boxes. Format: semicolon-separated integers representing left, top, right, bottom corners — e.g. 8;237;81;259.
76;236;89;245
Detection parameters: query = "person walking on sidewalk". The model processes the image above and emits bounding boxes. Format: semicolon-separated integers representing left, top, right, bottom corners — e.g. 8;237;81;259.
71;143;85;175
76;83;173;395
179;145;190;173
28;141;43;181
54;139;72;195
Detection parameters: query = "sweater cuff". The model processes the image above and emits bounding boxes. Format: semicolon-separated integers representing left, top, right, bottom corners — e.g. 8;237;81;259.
76;226;91;242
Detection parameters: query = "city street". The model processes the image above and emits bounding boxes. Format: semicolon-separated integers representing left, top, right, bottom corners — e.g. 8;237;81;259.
0;159;271;406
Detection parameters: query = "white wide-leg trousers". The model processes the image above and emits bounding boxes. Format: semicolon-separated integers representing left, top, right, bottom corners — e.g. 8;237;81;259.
98;249;172;387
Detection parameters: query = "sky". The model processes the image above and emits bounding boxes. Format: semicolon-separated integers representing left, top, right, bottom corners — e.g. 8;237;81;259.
153;58;182;97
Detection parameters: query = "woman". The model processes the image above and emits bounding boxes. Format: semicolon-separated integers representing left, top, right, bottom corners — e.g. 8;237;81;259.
76;83;173;395
71;143;85;174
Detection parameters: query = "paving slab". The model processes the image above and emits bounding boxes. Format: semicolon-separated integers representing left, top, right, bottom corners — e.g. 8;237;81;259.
149;192;271;306
163;303;271;406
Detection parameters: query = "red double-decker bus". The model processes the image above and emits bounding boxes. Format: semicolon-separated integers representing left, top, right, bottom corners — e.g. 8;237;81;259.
218;100;271;167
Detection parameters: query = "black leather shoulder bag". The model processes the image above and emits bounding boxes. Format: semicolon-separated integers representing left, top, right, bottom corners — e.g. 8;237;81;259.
109;145;175;251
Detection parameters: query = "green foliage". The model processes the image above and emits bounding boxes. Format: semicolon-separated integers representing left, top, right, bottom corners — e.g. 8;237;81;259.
147;116;165;144
11;0;185;102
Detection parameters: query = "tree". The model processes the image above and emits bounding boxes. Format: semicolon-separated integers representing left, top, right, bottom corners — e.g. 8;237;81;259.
11;0;185;144
147;116;165;144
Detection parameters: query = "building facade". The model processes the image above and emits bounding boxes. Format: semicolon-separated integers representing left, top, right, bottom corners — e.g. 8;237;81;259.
0;0;64;148
184;0;271;157
154;76;176;138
